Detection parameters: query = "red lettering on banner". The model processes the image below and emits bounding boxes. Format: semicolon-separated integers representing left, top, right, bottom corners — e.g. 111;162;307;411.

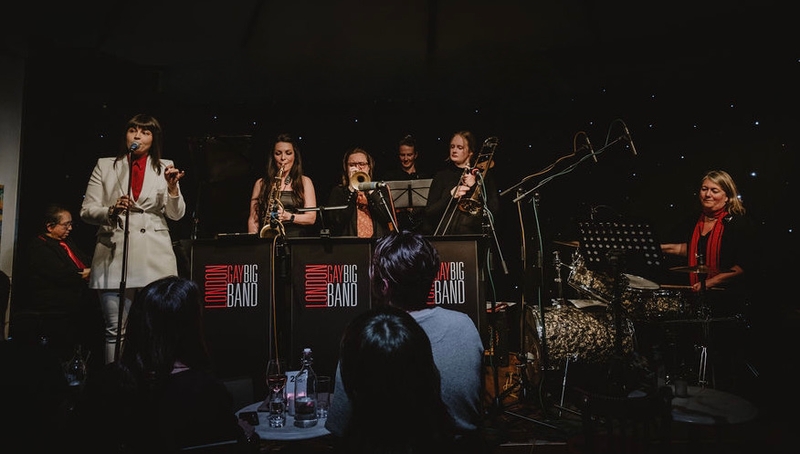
305;264;329;303
436;261;450;280
204;265;229;307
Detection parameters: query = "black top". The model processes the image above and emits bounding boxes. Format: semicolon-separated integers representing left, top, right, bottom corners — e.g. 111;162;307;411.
11;235;102;362
423;162;500;236
18;235;93;313
664;212;758;316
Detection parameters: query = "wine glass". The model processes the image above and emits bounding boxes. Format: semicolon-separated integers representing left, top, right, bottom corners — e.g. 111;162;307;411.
265;358;288;427
266;358;288;395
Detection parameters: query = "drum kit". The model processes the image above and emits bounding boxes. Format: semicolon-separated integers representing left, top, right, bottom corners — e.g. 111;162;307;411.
523;239;741;390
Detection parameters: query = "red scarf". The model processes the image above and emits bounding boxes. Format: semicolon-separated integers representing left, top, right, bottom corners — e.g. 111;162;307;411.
688;211;727;285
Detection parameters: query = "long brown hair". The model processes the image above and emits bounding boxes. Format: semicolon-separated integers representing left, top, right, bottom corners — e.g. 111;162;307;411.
256;134;306;224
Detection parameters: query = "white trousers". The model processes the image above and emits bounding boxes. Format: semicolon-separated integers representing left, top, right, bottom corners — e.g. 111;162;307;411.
98;288;138;364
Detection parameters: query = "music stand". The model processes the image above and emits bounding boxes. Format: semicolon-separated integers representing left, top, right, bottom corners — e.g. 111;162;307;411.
577;220;663;393
576;220;666;280
385;178;432;210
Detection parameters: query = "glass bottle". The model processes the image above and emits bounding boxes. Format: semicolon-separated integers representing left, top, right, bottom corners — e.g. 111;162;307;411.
292;347;318;427
65;345;87;387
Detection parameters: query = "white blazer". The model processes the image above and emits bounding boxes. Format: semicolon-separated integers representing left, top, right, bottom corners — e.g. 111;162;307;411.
80;155;186;289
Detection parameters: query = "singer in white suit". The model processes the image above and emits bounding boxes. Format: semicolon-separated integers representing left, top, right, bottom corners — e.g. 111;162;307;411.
80;114;186;363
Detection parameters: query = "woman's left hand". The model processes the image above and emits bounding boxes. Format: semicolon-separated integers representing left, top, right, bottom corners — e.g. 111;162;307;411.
165;165;185;193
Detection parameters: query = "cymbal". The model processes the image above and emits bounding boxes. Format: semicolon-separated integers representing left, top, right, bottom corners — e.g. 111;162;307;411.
669;264;712;274
554;240;580;248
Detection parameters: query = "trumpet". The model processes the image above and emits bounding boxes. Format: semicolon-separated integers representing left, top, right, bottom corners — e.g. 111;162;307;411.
259;164;286;238
350;171;370;190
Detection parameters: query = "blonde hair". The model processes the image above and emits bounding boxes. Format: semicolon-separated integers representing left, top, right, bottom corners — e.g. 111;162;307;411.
701;170;745;215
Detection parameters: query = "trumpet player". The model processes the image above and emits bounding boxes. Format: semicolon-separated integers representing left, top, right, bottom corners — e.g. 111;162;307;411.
326;147;396;238
423;131;500;235
248;134;317;237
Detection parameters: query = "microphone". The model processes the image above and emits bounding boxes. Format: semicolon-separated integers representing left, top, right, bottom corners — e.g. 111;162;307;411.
357;181;386;191
585;135;597;162
622;124;637;156
129;142;140;153
468;167;481;176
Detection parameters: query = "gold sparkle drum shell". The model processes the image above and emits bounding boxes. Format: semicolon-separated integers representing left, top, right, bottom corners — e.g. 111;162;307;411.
524;305;634;371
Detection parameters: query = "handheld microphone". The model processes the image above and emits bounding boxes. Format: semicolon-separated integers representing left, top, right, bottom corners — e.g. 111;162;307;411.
357;181;386;191
622;124;637;156
129;142;140;153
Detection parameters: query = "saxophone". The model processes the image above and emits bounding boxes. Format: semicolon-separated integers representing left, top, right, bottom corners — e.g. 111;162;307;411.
259;164;286;238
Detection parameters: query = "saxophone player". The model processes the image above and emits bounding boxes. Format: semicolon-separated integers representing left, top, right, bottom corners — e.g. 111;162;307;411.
423;131;500;236
248;134;317;237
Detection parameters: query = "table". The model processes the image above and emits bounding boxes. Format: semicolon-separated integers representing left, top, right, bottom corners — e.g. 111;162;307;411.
237;402;331;441
669;385;758;425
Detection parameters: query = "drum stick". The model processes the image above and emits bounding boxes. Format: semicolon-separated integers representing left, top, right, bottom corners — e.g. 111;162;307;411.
659;284;723;291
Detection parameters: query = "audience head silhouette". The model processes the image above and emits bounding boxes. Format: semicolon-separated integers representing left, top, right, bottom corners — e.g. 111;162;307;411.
370;230;440;311
339;305;455;453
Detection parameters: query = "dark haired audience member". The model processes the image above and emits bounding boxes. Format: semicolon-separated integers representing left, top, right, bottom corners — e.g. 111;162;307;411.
327;231;485;452
76;276;251;453
336;305;457;453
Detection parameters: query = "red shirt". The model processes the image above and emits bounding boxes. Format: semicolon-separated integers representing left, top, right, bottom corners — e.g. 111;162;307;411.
131;154;147;200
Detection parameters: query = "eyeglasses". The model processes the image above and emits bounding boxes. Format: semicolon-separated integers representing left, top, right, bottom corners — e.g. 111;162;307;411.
348;162;369;168
57;221;74;227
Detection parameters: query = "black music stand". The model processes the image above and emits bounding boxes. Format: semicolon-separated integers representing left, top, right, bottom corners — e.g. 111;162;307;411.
576;220;662;394
297;205;347;238
386;179;431;208
576;220;666;281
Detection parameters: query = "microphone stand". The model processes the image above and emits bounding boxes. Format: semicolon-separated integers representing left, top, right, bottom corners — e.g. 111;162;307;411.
114;152;134;362
375;186;399;232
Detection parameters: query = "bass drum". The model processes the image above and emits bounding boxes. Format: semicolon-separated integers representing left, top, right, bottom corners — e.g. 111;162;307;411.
524;305;634;370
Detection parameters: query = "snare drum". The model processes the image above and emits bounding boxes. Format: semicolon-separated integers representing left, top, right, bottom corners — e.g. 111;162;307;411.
524;305;634;370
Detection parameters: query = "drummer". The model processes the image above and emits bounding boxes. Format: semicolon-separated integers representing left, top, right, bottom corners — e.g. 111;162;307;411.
658;170;758;391
659;169;757;312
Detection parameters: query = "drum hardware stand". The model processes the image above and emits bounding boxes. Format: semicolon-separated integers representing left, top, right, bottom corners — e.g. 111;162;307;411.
693;254;714;388
496;135;617;431
486;189;563;433
551;251;566;308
